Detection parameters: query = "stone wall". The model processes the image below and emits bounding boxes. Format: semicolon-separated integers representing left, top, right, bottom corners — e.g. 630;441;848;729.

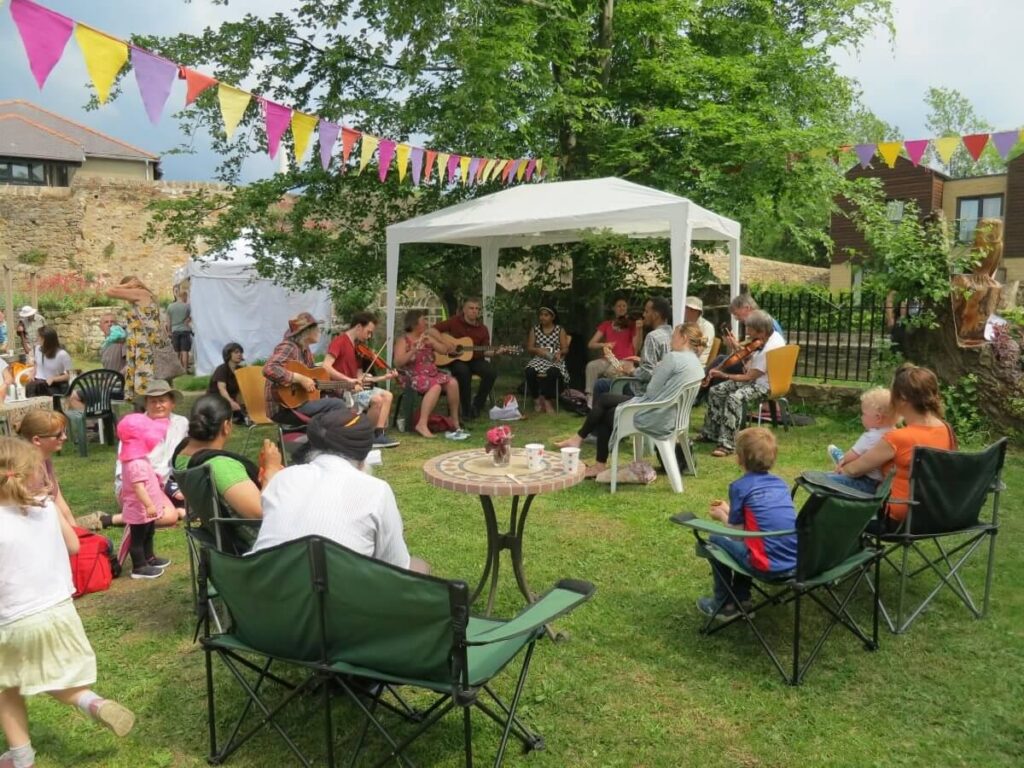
0;177;229;297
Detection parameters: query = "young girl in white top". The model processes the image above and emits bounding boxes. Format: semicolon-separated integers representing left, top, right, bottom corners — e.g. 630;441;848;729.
0;438;135;768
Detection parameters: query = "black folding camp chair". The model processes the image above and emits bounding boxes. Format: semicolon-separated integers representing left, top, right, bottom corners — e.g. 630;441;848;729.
873;438;1007;634
200;536;595;766
670;479;887;685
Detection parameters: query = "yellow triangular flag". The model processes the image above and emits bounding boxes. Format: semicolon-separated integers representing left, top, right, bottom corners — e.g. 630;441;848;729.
395;144;412;182
535;158;543;177
436;152;450;183
74;25;128;105
290;112;318;162
481;158;497;183
359;135;379;174
459;155;471;185
933;136;960;165
516;160;528;182
877;141;902;168
492;159;508;181
217;85;251;139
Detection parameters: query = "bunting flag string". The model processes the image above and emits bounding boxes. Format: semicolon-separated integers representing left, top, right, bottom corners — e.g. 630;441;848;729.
835;128;1024;171
5;0;549;187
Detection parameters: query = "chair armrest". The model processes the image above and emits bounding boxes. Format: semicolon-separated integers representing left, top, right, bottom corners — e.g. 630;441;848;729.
210;516;261;527
669;512;795;538
465;579;595;646
609;377;639;395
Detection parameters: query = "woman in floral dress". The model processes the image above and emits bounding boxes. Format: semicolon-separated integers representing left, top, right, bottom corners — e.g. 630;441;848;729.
106;277;160;401
392;309;466;439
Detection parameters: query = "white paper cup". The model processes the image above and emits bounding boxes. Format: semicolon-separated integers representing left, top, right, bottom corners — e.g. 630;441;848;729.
525;443;545;470
560;446;580;474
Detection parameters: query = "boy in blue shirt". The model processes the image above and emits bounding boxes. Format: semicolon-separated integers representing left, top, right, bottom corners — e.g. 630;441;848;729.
697;427;798;619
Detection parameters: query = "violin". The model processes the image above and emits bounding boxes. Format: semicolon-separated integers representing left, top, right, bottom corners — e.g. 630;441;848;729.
701;337;765;389
355;342;390;373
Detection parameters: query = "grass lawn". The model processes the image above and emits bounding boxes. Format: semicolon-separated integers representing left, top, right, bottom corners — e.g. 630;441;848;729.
17;397;1024;767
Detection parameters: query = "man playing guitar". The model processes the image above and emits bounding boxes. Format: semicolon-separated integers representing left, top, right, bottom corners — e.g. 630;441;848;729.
263;312;351;426
431;297;497;421
323;311;400;448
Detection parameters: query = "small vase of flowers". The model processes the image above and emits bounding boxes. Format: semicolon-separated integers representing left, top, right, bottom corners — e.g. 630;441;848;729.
485;425;513;466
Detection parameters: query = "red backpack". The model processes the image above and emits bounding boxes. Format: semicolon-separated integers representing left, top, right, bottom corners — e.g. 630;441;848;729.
70;527;114;598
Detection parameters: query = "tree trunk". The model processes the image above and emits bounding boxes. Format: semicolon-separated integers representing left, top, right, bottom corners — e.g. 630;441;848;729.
902;302;1024;433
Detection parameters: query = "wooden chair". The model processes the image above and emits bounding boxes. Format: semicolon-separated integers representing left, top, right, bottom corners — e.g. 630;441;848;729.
233;365;305;458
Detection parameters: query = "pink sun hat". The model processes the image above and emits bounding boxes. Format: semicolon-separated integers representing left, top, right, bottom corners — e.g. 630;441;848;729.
117;413;169;462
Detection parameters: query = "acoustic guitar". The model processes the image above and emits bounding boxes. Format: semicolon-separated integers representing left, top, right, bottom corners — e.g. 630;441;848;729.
274;361;356;409
433;333;522;366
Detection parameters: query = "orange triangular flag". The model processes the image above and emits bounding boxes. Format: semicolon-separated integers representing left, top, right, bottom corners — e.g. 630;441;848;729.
341;128;360;165
359;135;379;174
217;85;251;139
181;67;216;105
74;24;128;105
933;136;960;165
877;141;902;168
424;150;437;183
396;144;411;182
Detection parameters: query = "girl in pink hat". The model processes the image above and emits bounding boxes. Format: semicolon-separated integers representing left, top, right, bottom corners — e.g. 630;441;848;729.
116;414;174;580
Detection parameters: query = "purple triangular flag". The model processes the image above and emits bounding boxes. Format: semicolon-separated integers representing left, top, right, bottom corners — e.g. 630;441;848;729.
130;47;177;125
263;100;291;160
446;154;460;184
854;143;876;169
991;130;1019;161
318;121;340;170
410;147;424;186
377;139;396;182
467;157;480;185
524;158;537;182
505;159;520;184
10;0;75;89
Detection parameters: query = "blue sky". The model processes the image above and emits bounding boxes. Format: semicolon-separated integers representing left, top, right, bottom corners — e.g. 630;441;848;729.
1;0;1020;183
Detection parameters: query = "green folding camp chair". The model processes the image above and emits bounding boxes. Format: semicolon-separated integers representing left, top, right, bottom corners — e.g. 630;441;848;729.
175;464;259;642
874;438;1007;634
670;480;887;685
200;536;595;767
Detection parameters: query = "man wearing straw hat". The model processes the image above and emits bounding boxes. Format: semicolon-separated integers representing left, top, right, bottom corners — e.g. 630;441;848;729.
263;312;351;425
16;305;46;356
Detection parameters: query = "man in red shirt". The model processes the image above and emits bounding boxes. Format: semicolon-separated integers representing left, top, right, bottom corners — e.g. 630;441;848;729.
431;298;496;421
322;311;400;448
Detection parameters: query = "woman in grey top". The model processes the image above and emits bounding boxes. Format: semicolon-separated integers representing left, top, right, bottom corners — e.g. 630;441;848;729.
557;323;706;477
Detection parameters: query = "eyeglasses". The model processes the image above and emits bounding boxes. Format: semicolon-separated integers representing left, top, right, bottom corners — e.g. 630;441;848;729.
41;431;67;440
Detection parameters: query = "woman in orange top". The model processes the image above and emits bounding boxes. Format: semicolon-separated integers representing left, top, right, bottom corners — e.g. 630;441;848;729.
838;363;955;524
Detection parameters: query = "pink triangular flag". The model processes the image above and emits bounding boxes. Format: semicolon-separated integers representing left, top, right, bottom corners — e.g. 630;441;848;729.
991;130;1018;160
505;159;520;184
410;147;424;186
854;143;876;169
262;100;292;160
131;47;177;125
377;139;396;182
318;121;340;170
10;0;75;89
524;158;537;181
447;154;460;184
962;133;989;162
181;67;217;105
904;139;929;167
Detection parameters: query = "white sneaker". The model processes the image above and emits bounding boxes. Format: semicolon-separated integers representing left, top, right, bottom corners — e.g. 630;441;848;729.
827;444;844;464
445;429;470;441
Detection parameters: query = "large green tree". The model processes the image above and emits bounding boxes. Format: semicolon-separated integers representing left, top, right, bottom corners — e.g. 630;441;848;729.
140;0;892;310
923;86;1002;178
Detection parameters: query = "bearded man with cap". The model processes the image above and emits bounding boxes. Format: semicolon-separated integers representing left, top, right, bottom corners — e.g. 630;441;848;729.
263;312;350;425
683;297;716;367
251;408;429;573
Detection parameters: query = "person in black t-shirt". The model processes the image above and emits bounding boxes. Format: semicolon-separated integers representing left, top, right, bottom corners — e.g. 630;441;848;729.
207;342;246;423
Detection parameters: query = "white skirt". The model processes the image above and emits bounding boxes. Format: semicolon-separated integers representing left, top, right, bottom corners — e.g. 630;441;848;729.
0;599;97;695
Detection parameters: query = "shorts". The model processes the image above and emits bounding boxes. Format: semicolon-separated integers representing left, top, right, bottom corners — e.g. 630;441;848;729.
353;387;388;412
0;600;97;695
171;331;192;352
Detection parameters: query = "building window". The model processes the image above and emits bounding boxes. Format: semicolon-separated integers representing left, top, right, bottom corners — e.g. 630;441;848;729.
885;200;905;221
956;194;1003;243
0;159;46;185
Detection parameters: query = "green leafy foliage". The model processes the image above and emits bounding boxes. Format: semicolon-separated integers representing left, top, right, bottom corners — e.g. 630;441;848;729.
17;248;47;266
941;373;990;443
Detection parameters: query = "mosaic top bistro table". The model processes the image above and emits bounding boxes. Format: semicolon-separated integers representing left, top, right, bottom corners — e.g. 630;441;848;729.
423;447;585;619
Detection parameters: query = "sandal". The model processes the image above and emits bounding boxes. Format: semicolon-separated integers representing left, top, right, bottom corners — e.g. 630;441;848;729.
710;446;734;458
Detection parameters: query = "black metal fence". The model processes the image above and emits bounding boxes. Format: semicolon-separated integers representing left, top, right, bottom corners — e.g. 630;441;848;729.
754;291;890;383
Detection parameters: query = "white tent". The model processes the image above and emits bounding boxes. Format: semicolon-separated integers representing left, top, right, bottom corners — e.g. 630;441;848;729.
184;237;333;375
384;177;741;358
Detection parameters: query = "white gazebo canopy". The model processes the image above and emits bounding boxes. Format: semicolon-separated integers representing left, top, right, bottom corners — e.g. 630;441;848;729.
384;177;741;358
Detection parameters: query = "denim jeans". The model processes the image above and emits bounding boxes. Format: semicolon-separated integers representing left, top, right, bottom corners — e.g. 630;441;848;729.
823;472;879;495
708;534;754;603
